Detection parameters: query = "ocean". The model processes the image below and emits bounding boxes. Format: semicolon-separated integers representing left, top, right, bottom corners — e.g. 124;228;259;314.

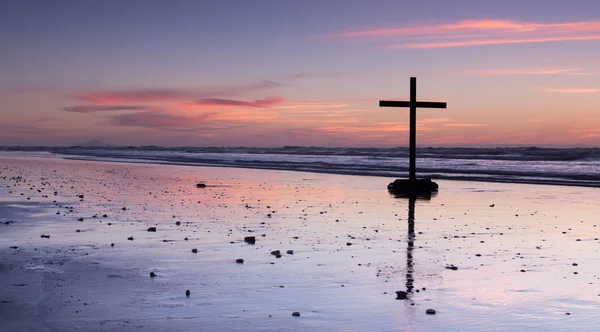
1;146;598;187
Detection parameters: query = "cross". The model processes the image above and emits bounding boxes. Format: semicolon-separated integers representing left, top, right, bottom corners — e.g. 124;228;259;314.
379;77;447;182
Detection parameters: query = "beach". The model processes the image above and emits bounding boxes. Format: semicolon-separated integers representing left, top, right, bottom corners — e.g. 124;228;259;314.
1;154;599;331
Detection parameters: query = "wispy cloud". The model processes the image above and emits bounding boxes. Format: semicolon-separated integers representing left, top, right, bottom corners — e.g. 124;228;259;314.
454;68;594;76
104;111;236;131
444;123;489;127
71;80;281;104
326;19;600;49
64;105;153;113
541;88;599;93
186;96;285;108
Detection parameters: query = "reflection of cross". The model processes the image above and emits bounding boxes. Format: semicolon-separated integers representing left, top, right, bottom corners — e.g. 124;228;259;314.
380;77;447;181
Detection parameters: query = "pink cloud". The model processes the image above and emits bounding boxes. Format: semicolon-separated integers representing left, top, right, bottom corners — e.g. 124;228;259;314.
542;88;599;93
444;123;489;127
325;19;600;49
386;35;600;49
452;68;591;76
64;105;152;113
106;111;222;130
187;96;285;108
71;80;281;104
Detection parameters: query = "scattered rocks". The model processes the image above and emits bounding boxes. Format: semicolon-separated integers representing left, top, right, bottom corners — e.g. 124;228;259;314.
236;258;244;264
244;236;256;244
147;227;157;232
426;309;436;315
292;311;300;317
395;291;408;300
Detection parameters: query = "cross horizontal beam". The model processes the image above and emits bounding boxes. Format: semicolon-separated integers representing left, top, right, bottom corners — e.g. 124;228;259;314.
379;100;447;109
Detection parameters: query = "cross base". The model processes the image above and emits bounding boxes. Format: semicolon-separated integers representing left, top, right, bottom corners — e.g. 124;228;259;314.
387;178;439;196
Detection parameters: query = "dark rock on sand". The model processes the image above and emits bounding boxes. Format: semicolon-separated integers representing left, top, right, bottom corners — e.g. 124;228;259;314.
286;250;294;255
236;258;244;264
271;250;281;256
147;227;157;232
191;248;198;253
396;291;408;300
244;236;256;244
186;290;190;297
445;265;458;270
127;236;134;241
426;309;436;315
77;217;84;221
150;272;157;278
196;183;207;188
41;235;50;239
292;311;301;317
175;221;181;226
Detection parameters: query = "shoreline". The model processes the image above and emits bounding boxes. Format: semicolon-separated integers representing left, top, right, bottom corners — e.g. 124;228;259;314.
1;155;599;331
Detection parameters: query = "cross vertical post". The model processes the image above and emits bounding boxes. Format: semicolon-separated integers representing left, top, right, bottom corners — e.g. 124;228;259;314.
409;77;417;181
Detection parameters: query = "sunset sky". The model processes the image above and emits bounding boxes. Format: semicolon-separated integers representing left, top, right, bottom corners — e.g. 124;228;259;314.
1;0;599;147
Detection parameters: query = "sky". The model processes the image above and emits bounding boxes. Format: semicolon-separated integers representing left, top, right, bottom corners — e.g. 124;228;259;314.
1;0;599;147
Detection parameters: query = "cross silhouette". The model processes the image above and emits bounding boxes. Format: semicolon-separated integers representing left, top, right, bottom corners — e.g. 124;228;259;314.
379;77;447;182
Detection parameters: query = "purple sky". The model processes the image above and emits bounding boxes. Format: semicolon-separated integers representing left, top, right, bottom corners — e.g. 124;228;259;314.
1;0;599;147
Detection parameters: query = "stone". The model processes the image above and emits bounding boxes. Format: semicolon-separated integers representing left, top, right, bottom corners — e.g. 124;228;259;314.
292;311;300;317
244;236;256;244
426;309;436;315
196;183;207;188
236;258;244;264
175;221;181;226
186;290;190;297
150;272;157;278
396;291;408;300
41;235;50;239
147;227;157;232
270;250;281;256
286;250;294;255
445;265;458;270
127;236;134;241
191;248;198;253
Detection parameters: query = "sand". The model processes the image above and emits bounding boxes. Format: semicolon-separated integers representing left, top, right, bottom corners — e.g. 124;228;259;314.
1;155;599;331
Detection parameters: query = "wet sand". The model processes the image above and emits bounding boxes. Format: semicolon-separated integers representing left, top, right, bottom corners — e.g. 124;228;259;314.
1;155;599;331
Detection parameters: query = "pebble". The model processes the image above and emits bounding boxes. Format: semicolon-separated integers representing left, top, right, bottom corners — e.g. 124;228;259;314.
192;248;198;253
186;290;190;297
395;291;408;300
196;183;206;188
292;311;300;317
150;272;157;278
236;258;244;264
127;237;134;241
41;235;50;239
426;309;436;315
244;236;256;244
286;250;294;255
147;227;157;232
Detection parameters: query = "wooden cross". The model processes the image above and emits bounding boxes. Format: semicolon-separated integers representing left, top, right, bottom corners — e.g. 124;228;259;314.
379;77;447;182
